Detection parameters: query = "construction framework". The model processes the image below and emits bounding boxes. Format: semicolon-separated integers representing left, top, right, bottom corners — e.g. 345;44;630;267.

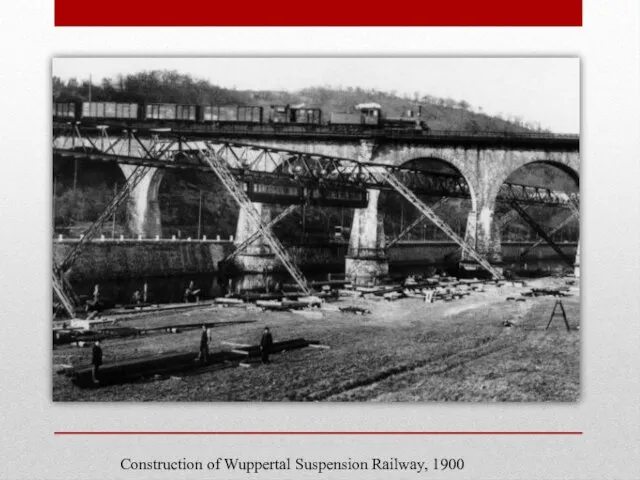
53;129;575;207
52;128;579;312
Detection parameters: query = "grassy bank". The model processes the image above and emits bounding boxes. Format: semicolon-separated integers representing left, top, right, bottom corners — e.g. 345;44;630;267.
53;277;579;402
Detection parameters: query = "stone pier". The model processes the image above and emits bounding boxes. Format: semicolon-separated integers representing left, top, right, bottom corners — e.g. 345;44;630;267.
345;189;389;285
119;165;164;238
461;204;503;273
231;202;280;292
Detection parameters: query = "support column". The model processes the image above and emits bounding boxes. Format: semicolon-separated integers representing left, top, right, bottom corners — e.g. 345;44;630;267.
345;189;389;285
462;204;503;270
119;165;164;238
344;140;388;286
232;202;280;292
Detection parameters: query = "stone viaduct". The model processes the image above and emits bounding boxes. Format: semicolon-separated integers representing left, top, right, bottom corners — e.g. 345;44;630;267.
53;133;580;282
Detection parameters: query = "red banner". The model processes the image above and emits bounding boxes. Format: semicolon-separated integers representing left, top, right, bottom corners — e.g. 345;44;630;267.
55;0;582;27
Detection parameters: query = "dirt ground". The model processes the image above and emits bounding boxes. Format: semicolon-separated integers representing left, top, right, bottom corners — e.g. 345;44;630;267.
52;276;580;402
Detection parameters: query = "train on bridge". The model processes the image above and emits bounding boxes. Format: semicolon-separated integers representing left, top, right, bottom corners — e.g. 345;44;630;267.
53;101;430;133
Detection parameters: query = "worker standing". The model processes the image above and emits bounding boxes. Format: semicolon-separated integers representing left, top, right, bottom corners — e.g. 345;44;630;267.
198;324;209;364
260;327;273;364
91;340;103;385
131;290;142;305
86;284;101;312
184;281;201;303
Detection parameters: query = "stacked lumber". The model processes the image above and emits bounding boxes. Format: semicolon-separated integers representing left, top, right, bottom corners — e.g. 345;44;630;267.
53;326;140;346
521;288;571;298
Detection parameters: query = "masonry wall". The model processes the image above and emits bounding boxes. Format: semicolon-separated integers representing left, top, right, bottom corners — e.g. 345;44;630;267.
54;240;576;285
54;241;233;283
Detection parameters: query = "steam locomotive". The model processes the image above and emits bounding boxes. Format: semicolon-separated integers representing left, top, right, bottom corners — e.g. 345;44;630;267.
52;101;430;133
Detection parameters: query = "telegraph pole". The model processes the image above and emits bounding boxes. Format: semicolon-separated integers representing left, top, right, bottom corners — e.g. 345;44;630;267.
197;190;203;239
111;183;117;238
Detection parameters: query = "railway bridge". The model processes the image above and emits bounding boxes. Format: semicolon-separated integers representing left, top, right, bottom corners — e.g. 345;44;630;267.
53;124;579;285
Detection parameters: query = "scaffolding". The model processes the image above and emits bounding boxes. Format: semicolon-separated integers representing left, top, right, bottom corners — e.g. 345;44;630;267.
223;204;299;262
520;210;578;258
508;200;574;266
199;146;312;295
386;197;448;248
381;171;503;279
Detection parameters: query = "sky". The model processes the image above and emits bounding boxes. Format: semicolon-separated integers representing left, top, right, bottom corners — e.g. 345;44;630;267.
53;57;580;133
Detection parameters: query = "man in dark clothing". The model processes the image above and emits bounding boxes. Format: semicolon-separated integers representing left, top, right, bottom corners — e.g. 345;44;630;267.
92;340;103;384
260;327;273;364
198;325;209;364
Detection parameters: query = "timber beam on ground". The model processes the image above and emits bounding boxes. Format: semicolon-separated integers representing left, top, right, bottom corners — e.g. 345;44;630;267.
65;338;317;388
508;199;575;266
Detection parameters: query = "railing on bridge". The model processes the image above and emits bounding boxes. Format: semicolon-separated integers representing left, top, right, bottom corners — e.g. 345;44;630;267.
53;120;579;148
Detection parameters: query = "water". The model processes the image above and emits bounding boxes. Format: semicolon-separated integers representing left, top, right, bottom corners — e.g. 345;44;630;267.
69;255;574;305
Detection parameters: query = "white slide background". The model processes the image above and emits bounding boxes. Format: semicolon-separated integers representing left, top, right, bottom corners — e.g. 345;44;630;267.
0;0;639;478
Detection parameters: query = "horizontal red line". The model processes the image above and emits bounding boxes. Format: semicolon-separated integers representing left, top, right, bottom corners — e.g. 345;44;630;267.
55;431;583;436
55;0;582;26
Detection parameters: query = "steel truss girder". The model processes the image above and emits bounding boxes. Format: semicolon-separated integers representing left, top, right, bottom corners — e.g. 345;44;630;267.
508;199;574;267
53;128;574;207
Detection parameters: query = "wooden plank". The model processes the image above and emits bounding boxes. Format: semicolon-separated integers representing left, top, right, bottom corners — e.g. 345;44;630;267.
221;341;252;348
230;349;250;356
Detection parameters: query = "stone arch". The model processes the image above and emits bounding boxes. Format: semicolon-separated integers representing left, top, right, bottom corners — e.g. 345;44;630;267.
372;147;494;264
397;155;479;213
371;146;482;214
486;152;580;212
491;154;580;270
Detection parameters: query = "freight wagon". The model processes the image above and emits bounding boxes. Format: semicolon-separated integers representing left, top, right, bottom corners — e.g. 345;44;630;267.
269;105;322;125
201;106;263;123
53;102;78;120
145;103;198;122
82;102;140;120
53;99;430;133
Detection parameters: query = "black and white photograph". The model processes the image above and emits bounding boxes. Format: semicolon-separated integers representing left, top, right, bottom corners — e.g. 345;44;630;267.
51;57;580;402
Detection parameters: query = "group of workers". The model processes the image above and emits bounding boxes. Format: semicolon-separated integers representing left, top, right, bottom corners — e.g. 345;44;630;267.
83;280;203;315
90;326;274;385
